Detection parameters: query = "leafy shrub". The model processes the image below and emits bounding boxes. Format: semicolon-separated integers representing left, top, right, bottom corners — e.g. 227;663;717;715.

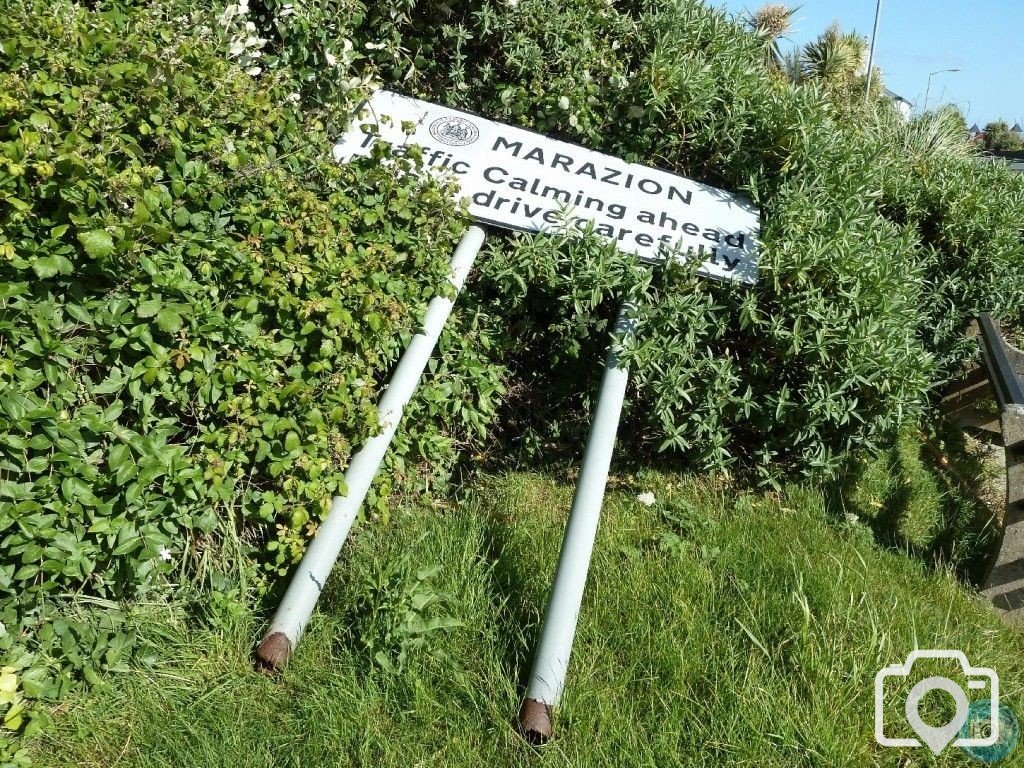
309;0;1024;479
0;0;506;734
982;120;1024;152
343;547;462;675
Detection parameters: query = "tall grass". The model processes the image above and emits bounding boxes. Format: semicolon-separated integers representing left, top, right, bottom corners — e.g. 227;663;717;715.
34;470;1024;767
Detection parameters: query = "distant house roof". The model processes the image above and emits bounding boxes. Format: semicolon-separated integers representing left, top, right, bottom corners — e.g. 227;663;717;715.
883;88;913;107
1013;123;1024;133
970;124;981;134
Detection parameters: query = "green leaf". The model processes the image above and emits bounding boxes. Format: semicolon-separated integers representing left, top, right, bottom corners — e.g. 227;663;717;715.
66;303;92;324
30;256;73;280
112;537;141;556
137;298;162;318
29;111;51;129
77;229;114;259
107;443;129;471
61;476;98;506
156;308;183;333
32;256;59;279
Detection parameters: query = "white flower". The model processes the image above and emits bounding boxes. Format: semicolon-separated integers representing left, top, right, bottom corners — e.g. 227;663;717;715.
287;92;301;102
636;491;656;507
158;545;173;562
246;66;262;76
557;95;570;110
325;51;337;67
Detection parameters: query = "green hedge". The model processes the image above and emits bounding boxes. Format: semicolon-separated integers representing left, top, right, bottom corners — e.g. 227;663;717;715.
212;0;1024;478
319;0;1024;477
0;0;505;736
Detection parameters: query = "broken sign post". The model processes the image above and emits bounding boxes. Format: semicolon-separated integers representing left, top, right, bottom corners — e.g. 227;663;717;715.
259;91;761;695
255;223;487;670
518;300;637;743
518;282;761;741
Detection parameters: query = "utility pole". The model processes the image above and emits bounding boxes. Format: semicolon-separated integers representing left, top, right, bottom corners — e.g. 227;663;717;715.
864;0;883;105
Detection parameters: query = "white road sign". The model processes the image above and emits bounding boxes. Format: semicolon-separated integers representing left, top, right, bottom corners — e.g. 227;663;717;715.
335;90;760;284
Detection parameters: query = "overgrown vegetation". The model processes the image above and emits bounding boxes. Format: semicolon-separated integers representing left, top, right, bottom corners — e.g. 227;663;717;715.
982;120;1024;152
0;0;496;753
840;425;997;579
341;0;1024;478
4;0;1024;760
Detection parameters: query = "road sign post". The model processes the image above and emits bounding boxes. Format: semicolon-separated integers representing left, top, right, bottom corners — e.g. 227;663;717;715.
519;302;636;743
256;224;486;670
258;92;761;723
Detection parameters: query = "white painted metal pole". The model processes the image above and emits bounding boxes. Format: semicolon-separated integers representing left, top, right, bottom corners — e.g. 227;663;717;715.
519;302;636;743
256;224;487;670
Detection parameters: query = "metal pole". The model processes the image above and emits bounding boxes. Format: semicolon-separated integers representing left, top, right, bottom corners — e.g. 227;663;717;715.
864;0;883;105
255;224;487;670
924;68;962;112
519;302;636;744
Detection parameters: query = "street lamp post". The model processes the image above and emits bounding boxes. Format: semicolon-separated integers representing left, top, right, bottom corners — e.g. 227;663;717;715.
924;68;962;111
864;0;883;104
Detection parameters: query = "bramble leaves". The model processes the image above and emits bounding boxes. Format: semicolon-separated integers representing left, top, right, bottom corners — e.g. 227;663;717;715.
0;0;497;746
76;230;114;260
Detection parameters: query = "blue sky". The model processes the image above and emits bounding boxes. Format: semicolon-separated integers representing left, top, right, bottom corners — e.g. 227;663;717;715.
717;1;1023;127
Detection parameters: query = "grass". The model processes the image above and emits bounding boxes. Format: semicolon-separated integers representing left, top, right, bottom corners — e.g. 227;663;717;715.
32;469;1024;767
841;425;1002;582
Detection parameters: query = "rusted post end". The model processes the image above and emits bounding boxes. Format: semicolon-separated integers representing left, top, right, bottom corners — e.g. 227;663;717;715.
254;631;293;672
982;404;1024;621
519;698;553;745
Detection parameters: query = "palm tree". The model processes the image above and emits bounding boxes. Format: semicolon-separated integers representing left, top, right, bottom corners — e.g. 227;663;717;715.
746;11;882;104
747;4;796;74
800;22;867;87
